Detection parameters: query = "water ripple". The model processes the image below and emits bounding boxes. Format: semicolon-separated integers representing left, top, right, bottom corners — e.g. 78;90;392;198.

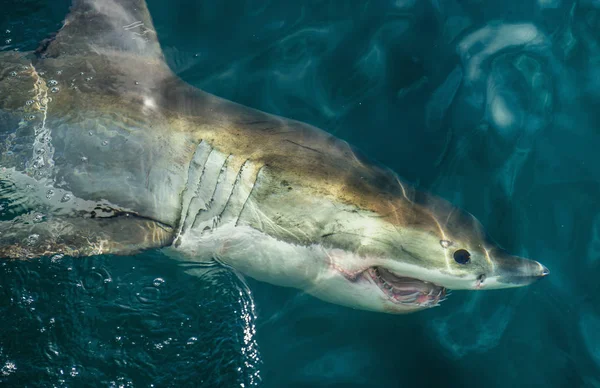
2;0;600;386
0;254;261;386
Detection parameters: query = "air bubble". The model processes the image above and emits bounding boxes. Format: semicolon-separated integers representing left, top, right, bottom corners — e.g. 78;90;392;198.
88;131;93;136
46;189;54;199
134;81;139;85
9;71;17;77
60;193;71;202
26;100;34;106
186;337;198;345
33;157;45;169
152;278;165;287
1;361;17;376
5;39;11;44
5;29;11;34
85;76;93;81
33;214;44;223
102;140;108;146
27;234;40;245
51;87;60;93
27;114;36;121
48;80;58;86
57;70;63;75
70;367;78;377
51;254;63;263
80;156;88;162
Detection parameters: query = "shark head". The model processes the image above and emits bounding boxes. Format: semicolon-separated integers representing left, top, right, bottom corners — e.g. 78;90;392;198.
278;175;550;314
305;186;550;314
171;134;550;314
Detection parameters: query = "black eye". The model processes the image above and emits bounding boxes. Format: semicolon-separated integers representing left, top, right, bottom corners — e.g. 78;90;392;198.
453;249;471;264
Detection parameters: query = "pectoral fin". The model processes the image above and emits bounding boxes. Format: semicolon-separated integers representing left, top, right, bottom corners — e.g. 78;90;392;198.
0;213;173;259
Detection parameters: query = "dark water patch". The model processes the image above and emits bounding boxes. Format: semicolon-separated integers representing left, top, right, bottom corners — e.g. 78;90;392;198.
0;253;261;386
0;0;70;52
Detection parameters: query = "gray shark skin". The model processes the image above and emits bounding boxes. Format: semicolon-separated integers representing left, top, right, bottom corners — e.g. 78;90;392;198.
0;0;548;314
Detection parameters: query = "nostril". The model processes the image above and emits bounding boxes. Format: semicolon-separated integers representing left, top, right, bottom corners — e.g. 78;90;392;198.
475;273;486;288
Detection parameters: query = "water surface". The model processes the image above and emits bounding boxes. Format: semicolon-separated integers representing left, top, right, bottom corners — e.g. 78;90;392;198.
1;0;599;386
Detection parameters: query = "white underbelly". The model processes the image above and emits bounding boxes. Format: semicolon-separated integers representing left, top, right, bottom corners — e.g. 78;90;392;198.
170;222;327;290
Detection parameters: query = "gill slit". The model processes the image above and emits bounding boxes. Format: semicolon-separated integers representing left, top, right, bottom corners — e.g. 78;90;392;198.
235;165;264;227
190;153;232;229
181;147;224;233
174;140;211;244
217;159;249;222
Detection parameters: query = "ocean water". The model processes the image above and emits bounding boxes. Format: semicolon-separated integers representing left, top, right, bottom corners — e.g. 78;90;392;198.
1;0;599;386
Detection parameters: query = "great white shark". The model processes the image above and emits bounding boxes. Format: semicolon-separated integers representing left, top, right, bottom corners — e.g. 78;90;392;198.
0;0;548;314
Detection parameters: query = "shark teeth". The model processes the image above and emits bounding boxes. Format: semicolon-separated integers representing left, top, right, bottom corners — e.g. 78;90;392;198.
368;267;448;307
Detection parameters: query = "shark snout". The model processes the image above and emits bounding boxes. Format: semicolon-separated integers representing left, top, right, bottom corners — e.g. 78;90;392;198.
490;253;549;288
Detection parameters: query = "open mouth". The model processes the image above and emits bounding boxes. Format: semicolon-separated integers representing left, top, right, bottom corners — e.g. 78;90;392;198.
367;267;449;307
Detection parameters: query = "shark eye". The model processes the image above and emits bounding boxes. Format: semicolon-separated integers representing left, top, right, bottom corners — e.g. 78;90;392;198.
453;249;471;264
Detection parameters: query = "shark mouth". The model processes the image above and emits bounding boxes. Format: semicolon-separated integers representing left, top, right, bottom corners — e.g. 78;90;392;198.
367;267;448;307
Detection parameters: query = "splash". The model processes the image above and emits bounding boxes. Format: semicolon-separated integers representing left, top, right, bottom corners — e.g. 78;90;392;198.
25;63;55;179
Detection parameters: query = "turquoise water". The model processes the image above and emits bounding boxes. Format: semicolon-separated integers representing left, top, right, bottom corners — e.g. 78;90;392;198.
1;0;599;386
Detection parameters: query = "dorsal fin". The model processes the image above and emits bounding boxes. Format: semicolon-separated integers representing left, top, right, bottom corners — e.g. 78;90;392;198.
41;0;164;61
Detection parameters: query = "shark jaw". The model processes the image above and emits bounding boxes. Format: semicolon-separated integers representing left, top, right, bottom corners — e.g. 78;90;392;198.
366;267;448;308
320;251;452;313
